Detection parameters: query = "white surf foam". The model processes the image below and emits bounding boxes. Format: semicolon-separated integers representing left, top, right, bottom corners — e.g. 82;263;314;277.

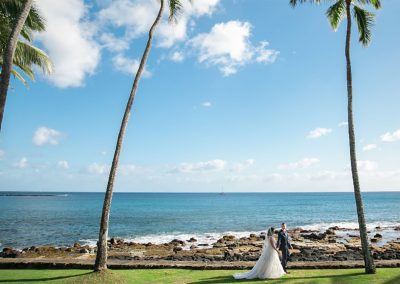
78;222;400;248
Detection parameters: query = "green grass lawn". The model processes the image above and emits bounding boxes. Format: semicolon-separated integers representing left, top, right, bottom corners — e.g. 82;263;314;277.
0;268;399;284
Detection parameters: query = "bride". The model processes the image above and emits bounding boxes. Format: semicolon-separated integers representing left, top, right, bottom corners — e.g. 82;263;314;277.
233;227;286;280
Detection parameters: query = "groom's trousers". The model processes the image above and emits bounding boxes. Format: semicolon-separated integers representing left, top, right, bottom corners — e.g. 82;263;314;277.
280;248;289;271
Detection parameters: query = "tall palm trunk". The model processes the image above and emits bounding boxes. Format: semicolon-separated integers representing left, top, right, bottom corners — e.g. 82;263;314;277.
94;0;164;272
0;0;33;132
345;0;375;274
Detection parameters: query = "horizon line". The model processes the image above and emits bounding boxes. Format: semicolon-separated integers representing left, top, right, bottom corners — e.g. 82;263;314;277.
1;190;399;193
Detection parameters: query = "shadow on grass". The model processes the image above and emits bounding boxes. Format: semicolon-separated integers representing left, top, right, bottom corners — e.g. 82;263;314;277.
0;271;93;283
384;274;400;284
188;272;366;284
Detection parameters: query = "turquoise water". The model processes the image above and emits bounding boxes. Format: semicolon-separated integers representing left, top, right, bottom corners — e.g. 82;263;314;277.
0;192;399;249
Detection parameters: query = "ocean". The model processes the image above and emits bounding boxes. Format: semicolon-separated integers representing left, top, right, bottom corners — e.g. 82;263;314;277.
0;192;399;249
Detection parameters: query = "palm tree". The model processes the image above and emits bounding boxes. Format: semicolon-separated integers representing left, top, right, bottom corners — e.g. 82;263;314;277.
94;0;186;272
289;0;380;274
0;0;53;131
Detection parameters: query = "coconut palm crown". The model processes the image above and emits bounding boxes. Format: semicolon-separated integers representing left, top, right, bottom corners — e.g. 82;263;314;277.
0;0;52;85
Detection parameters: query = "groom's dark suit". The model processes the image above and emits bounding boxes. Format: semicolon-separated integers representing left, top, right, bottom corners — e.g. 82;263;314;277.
276;229;291;272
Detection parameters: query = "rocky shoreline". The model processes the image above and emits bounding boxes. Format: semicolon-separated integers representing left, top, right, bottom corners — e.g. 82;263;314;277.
2;226;400;264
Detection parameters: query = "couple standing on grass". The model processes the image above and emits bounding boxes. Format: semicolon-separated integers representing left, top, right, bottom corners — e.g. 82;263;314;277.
234;223;292;280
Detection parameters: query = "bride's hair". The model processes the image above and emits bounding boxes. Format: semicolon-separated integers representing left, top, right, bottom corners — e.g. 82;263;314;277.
267;227;275;236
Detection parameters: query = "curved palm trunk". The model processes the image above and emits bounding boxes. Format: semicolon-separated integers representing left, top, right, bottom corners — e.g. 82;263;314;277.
94;0;164;272
0;0;33;132
345;1;375;274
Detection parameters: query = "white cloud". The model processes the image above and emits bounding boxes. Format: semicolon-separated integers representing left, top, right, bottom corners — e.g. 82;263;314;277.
98;0;221;50
338;121;348;127
112;54;151;77
363;144;377;151
98;0;159;38
57;160;69;169
186;0;220;16
99;33;129;52
230;159;255;172
278;158;320;170
87;162;142;176
36;0;100;88
189;21;278;76
381;129;400;142
156;0;221;47
357;160;378;171
254;41;279;63
33;127;62;146
307;127;332;139
87;163;109;175
119;164;137;175
309;170;348;181
170;159;226;173
170;51;185;62
157;18;188;48
201;101;212;107
14;157;28;169
347;160;378;172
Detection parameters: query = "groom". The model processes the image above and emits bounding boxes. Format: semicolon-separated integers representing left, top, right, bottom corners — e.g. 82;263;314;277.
276;222;292;273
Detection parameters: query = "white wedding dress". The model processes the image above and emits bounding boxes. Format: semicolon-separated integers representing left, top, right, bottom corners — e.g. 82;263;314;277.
233;235;285;280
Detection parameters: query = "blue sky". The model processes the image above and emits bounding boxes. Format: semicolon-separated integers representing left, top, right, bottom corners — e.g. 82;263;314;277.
1;0;399;192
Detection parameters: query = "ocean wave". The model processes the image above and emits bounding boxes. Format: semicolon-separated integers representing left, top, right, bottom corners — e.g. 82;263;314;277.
77;221;400;249
299;221;400;231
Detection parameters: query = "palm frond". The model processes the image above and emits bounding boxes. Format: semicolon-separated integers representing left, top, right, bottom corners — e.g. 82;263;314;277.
0;0;51;86
11;68;28;86
0;0;45;32
13;41;53;75
326;0;346;31
353;5;375;46
356;0;381;9
289;0;321;8
13;60;35;81
168;0;183;23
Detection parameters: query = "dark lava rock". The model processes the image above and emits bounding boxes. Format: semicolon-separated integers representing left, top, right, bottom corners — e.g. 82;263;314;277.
303;233;326;240
170;239;186;246
371;238;378;243
79;248;89;253
173;247;183;253
374;233;383;239
73;242;81;248
325;229;335;235
1;248;20;258
187;237;197;243
223;235;235;241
